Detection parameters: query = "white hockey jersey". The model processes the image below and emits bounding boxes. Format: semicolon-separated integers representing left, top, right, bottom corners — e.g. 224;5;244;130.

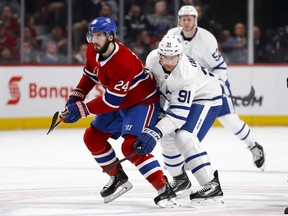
167;27;228;81
146;50;222;136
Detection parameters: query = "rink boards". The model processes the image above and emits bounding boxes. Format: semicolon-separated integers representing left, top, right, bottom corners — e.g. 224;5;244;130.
0;65;287;129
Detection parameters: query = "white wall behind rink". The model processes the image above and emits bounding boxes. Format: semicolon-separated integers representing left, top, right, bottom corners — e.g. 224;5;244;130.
0;66;104;118
226;65;288;115
0;65;287;126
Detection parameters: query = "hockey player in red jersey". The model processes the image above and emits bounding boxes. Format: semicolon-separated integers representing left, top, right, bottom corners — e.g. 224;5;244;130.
60;17;177;207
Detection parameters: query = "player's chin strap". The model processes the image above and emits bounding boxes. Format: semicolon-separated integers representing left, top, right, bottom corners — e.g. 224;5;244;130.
227;86;255;103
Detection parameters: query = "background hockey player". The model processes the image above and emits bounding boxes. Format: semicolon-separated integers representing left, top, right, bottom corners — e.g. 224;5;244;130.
134;34;225;207
167;5;265;171
59;17;177;207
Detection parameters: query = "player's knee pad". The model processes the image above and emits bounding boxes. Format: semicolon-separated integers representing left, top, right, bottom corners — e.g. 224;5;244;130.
175;130;207;167
83;126;111;154
160;132;178;155
175;130;213;183
175;130;200;156
218;113;245;133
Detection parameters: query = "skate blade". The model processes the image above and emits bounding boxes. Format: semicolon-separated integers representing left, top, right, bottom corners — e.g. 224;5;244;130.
254;152;266;171
191;196;225;208
259;161;265;171
157;197;181;208
259;152;266;172
103;181;133;203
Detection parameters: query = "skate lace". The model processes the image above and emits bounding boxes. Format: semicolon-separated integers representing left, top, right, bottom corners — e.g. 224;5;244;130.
104;176;116;188
198;183;212;193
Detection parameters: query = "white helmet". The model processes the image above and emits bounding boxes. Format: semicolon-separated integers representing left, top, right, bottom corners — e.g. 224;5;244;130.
178;5;198;17
178;5;198;26
158;35;183;56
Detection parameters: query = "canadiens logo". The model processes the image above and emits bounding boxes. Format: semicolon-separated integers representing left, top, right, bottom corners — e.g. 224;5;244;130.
93;61;100;76
7;76;22;105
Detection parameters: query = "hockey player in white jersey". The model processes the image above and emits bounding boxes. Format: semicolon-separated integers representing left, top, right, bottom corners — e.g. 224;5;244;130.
167;5;265;172
134;34;224;207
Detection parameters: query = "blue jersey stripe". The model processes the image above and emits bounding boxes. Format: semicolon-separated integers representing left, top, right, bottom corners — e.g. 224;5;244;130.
241;129;250;140
83;67;100;83
162;153;182;159
139;160;160;175
94;151;116;164
192;162;211;173
185;151;207;163
164;161;184;167
169;105;191;110
235;123;246;135
212;60;227;71
104;90;125;108
166;111;187;121
130;69;150;90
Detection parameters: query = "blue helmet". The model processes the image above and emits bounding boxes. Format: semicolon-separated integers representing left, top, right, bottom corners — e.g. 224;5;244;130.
88;17;117;36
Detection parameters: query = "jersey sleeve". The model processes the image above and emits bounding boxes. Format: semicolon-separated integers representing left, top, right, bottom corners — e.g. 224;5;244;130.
103;69;134;108
157;78;196;136
75;73;97;95
202;31;228;81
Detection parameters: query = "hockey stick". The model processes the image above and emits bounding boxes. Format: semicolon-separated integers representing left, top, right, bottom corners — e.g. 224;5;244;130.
102;148;140;173
228;86;255;102
47;111;63;135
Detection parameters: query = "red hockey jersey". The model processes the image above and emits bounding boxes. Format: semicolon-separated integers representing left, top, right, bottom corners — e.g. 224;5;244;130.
75;41;159;114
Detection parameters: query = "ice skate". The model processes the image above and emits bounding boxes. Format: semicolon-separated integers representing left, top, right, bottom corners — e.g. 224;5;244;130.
250;142;265;170
190;170;224;208
154;178;180;208
170;168;192;197
100;167;133;203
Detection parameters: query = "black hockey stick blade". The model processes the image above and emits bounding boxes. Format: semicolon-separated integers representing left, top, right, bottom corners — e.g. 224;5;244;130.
47;111;62;135
102;148;140;173
229;86;255;102
242;86;255;102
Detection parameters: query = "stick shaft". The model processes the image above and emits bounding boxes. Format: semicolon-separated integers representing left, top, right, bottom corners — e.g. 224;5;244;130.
102;149;139;173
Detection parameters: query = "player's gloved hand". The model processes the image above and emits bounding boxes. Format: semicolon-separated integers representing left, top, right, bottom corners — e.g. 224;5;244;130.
134;127;163;154
60;101;90;123
66;88;86;106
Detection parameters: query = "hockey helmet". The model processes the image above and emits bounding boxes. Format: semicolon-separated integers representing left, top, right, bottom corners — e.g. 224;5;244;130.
158;35;183;56
86;17;116;43
178;5;198;18
178;5;198;26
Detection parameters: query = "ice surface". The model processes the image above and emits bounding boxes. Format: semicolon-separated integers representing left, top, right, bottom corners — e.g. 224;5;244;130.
0;127;287;215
